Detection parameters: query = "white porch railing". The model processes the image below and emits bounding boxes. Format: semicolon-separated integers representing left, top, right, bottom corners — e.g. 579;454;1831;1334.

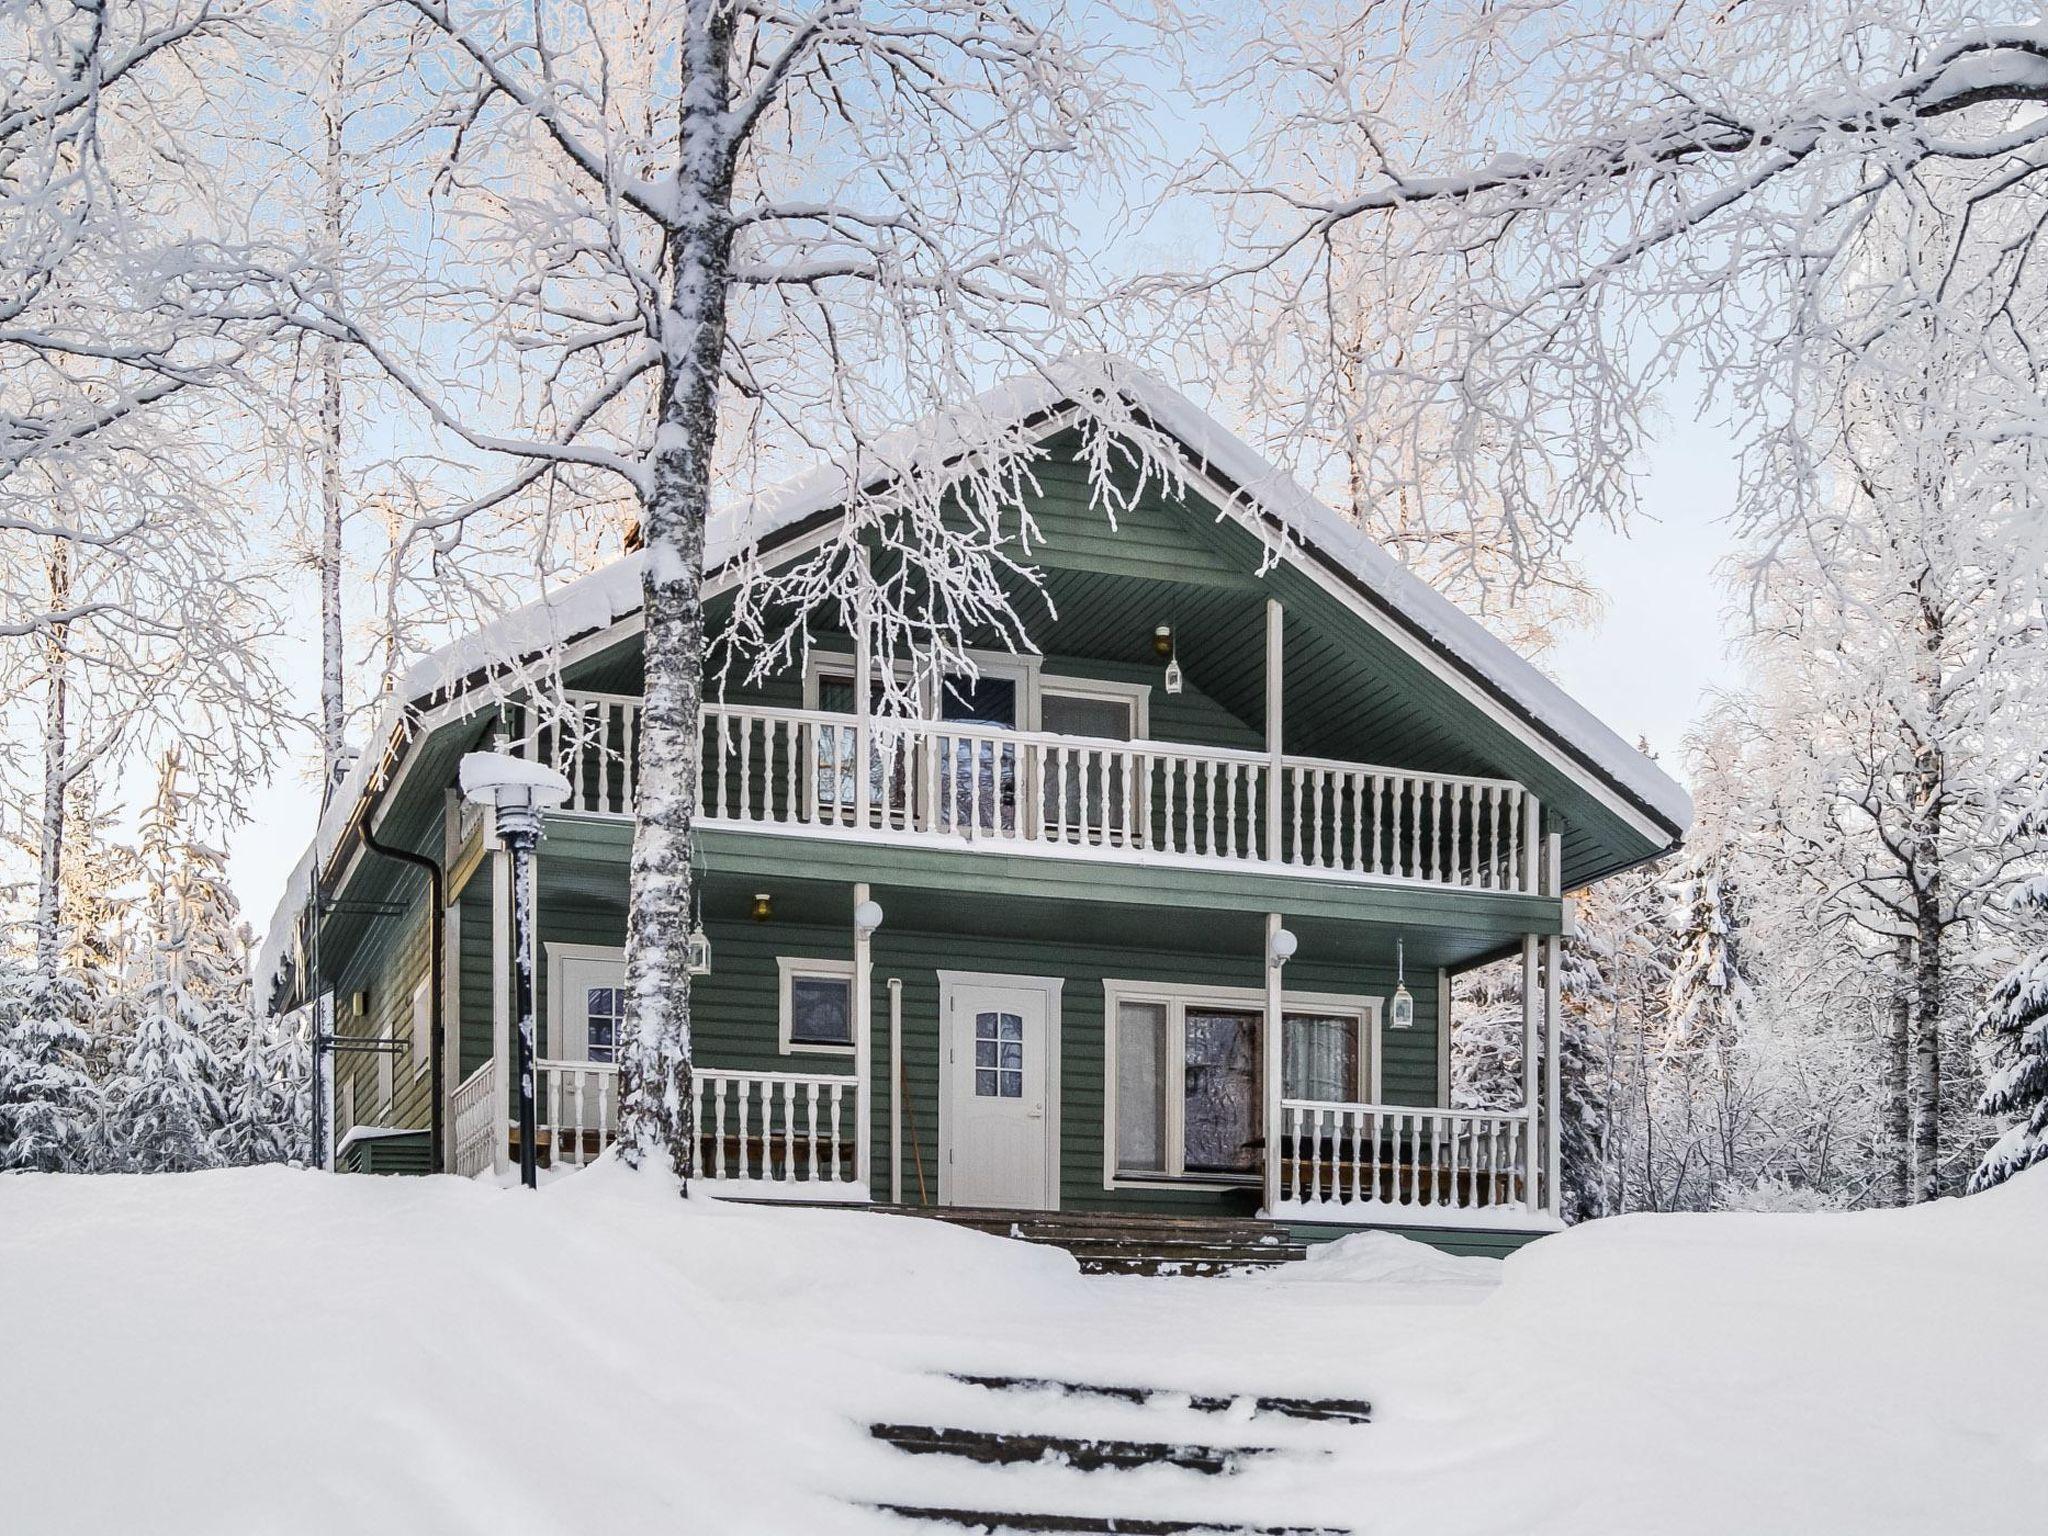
1273;1101;1532;1217
452;1060;501;1178
515;692;1544;894
538;1058;619;1169
695;1067;862;1189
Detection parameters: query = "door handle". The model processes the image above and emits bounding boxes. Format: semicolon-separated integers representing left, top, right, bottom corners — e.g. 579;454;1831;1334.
1026;1105;1044;1119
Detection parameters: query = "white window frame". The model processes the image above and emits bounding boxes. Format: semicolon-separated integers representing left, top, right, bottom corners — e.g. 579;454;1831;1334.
802;648;1056;728
411;977;432;1080
1100;978;1382;1192
1037;674;1150;741
777;956;857;1056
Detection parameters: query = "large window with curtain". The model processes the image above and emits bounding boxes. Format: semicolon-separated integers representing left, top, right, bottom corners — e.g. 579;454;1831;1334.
1104;983;1380;1185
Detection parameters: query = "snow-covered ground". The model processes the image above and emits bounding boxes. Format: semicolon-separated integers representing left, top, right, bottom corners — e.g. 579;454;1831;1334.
3;1163;2043;1534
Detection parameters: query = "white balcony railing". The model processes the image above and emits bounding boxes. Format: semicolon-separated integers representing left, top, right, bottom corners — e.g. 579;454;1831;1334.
515;692;1545;894
1273;1101;1533;1217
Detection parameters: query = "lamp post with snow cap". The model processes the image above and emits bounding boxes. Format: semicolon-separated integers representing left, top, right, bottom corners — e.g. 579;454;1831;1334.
460;752;572;1190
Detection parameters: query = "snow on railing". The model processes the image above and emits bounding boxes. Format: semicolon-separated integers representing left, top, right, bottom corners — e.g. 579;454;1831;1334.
452;1060;501;1178
514;693;1544;894
695;1067;859;1189
1274;1101;1532;1215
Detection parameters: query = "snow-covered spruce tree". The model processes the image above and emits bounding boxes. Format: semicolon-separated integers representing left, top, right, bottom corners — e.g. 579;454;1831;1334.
1973;876;2048;1193
1183;4;2048;599
310;0;1152;1179
1450;949;1608;1222
104;754;240;1171
0;947;102;1172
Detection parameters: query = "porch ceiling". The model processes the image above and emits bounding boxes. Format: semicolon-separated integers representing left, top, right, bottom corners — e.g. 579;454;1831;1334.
695;865;1522;975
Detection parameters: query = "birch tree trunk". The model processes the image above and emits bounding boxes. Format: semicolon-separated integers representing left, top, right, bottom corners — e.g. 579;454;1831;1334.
317;41;348;788
1907;592;1947;1203
616;3;734;1180
34;547;71;980
1886;934;1912;1205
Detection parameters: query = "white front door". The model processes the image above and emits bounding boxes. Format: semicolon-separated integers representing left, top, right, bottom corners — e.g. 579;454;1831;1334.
547;947;626;1139
941;974;1059;1210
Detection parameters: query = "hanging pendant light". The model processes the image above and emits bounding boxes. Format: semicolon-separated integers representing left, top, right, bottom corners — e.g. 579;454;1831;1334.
686;925;712;976
1389;934;1415;1029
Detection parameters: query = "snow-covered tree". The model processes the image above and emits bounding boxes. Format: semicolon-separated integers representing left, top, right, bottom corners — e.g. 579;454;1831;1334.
305;0;1160;1178
0;951;102;1172
1183;3;2048;590
1973;876;2048;1193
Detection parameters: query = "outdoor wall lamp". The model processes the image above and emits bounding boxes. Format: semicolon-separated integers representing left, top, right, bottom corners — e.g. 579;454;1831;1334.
1269;926;1298;968
751;892;774;922
854;898;885;937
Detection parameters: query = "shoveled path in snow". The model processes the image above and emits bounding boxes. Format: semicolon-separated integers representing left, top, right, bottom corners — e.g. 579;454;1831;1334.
3;1162;2044;1534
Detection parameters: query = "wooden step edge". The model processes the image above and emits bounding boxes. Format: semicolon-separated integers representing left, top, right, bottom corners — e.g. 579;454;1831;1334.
947;1375;1372;1425
873;1505;1349;1535
870;1423;1273;1475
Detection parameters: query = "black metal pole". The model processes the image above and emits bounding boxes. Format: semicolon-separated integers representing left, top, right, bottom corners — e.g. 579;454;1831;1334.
506;822;540;1190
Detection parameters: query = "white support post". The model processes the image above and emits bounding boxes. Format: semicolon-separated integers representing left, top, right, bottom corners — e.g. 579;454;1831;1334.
1521;932;1539;1215
888;976;903;1205
442;897;463;1174
1263;911;1285;1214
1544;932;1563;1223
489;844;511;1175
854;604;873;831
1264;600;1283;863
853;882;874;1195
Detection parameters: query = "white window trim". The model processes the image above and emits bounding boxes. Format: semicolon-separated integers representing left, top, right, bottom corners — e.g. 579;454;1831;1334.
804;647;1070;730
544;942;627;1061
411;977;432;1080
777;956;858;1056
1100;978;1383;1193
1038;674;1151;740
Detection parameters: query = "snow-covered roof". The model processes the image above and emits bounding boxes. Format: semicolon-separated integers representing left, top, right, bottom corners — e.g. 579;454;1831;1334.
258;358;1691;999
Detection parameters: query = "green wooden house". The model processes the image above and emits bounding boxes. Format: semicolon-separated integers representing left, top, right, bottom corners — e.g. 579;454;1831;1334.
261;368;1688;1253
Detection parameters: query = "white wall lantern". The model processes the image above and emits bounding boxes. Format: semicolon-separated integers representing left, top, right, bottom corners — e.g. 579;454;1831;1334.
1268;926;1298;968
1389;934;1415;1029
853;898;885;937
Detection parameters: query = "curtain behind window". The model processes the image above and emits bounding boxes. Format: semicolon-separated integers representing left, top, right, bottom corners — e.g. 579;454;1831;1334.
1283;1014;1359;1103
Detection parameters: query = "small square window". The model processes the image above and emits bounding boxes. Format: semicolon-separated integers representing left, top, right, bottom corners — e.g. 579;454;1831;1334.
778;958;857;1054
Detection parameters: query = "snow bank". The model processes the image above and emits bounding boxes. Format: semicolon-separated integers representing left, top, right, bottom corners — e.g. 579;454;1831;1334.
4;1163;2042;1534
1285;1228;1503;1287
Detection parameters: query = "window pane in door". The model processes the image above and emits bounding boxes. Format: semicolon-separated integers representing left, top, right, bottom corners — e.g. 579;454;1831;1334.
1282;1013;1358;1103
1184;1009;1261;1173
1040;692;1135;839
585;986;624;1064
974;1011;1024;1097
1115;1000;1167;1174
942;678;1018;835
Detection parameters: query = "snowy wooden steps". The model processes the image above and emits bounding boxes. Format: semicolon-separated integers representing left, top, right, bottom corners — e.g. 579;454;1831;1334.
864;1373;1361;1534
876;1509;1348;1534
879;1207;1310;1276
950;1374;1372;1425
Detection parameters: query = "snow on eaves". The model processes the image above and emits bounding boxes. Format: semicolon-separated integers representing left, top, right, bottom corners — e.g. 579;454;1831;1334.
259;356;1690;999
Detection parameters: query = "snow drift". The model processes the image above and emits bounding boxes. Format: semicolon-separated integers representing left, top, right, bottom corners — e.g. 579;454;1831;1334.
1;1162;2041;1534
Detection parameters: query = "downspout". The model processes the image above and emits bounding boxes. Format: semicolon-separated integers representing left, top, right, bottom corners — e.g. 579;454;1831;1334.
361;815;447;1174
